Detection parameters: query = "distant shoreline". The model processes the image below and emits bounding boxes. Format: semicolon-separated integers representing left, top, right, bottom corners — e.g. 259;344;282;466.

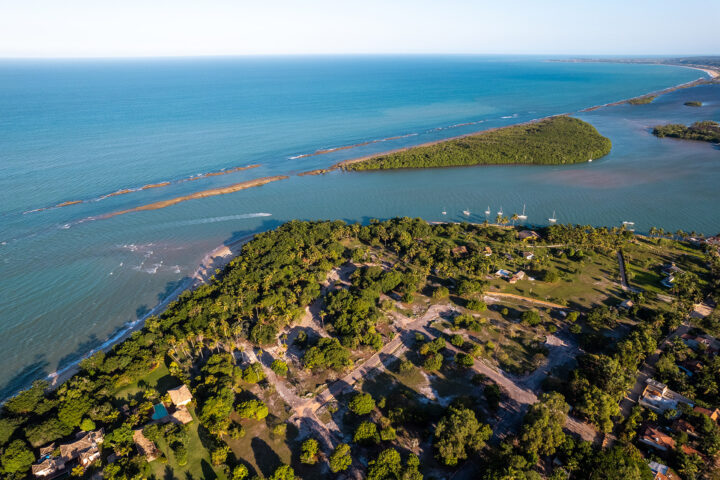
296;68;714;176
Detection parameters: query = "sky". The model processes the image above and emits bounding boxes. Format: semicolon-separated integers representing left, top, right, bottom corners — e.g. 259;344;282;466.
0;0;718;58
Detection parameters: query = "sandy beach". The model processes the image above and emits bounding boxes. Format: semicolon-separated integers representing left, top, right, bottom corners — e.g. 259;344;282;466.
43;233;256;391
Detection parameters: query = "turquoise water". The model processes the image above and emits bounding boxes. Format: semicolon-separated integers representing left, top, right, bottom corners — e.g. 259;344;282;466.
152;403;169;420
0;56;717;399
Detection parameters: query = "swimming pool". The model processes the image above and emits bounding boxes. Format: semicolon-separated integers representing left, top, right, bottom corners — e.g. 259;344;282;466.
151;403;169;420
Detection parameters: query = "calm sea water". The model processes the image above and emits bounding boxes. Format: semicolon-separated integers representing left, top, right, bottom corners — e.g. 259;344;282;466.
0;56;717;398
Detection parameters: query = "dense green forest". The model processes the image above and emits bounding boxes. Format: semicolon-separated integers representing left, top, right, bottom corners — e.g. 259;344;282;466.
652;121;720;143
1;219;719;480
344;116;612;171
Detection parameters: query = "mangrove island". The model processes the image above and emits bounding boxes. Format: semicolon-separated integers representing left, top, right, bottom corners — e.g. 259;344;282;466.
652;121;720;143
343;116;612;171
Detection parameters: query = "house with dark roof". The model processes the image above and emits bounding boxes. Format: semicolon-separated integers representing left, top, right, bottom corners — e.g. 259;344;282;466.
673;419;699;438
518;230;541;241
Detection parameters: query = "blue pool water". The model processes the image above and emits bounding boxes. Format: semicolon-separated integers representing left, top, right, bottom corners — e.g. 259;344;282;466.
0;55;717;399
152;403;169;420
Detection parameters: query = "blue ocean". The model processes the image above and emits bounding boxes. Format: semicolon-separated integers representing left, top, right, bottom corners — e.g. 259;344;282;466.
1;55;718;398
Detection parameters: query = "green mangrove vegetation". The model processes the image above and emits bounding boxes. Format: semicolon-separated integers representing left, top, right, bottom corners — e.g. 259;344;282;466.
652;120;720;143
344;116;612;171
627;95;657;105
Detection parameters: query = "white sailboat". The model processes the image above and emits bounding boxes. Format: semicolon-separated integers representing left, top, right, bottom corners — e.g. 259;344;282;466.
518;204;527;221
484;206;491;215
442;208;447;215
463;209;471;216
497;206;503;216
548;210;557;223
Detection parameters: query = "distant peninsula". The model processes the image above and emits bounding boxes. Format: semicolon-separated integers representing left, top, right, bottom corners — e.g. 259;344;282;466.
342;116;611;171
652;121;720;143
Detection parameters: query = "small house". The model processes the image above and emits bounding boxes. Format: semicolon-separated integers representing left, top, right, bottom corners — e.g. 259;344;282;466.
509;271;526;284
679;359;703;377
639;425;675;451
673;419;699;437
133;429;160;462
648;461;670;480
59;429;104;467
518;230;541;242
494;269;511;279
31;457;65;478
639;379;693;416
694;406;720;423
662;263;683;276
705;234;720;246
619;299;634;309
681;334;713;350
168;385;193;407
483;246;493;257
451;245;468;257
170;406;194;425
522;251;534;260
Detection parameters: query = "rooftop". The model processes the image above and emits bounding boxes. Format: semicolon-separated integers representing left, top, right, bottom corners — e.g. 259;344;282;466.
168;384;193;406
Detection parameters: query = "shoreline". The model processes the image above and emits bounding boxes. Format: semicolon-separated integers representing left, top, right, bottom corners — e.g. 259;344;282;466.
297;71;714;175
6;64;715;402
579;76;710;112
296;115;567;175
39;233;257;396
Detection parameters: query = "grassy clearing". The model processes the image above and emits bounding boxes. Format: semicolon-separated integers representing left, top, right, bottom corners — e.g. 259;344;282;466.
147;408;227;480
623;237;709;296
113;364;176;405
225;415;294;479
485;248;623;309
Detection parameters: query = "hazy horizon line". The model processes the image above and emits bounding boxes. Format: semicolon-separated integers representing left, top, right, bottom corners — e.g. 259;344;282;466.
0;52;717;61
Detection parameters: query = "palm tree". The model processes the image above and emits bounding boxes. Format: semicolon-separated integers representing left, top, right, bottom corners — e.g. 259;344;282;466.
511;213;519;226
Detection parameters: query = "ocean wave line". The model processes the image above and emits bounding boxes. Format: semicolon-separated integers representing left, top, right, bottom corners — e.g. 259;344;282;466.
23;164;261;215
289;133;419;160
